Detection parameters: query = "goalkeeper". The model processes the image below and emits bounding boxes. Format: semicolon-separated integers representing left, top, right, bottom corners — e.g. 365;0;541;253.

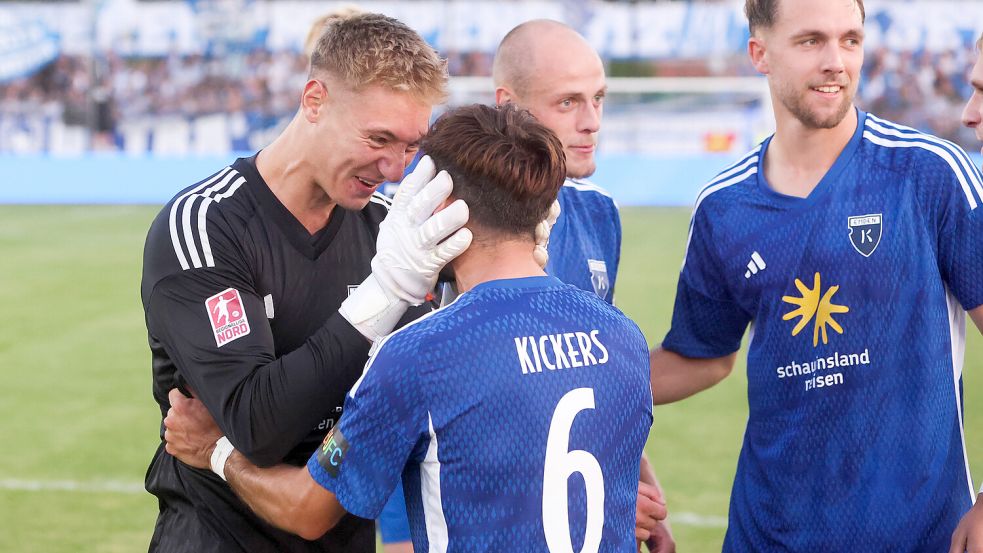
140;13;470;553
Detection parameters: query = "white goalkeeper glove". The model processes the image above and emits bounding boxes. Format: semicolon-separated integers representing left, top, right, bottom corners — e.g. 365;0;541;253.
533;199;561;269
340;156;472;341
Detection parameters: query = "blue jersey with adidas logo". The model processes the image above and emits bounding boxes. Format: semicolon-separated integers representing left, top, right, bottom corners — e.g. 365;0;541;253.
546;179;621;304
662;110;983;551
308;276;652;553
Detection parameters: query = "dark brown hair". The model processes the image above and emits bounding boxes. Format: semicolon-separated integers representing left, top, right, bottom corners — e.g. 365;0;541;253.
422;103;565;238
746;0;865;35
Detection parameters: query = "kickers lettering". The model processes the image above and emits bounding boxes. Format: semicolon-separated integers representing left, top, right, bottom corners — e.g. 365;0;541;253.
513;330;609;375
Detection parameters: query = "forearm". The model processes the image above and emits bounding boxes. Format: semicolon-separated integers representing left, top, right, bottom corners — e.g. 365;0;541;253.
180;312;370;466
649;347;735;405
224;451;345;540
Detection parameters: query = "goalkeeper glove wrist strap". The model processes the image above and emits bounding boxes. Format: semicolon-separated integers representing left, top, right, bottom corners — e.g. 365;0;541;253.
339;273;410;343
210;436;234;481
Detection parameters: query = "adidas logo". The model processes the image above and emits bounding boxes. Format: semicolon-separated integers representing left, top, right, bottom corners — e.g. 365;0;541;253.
744;251;766;279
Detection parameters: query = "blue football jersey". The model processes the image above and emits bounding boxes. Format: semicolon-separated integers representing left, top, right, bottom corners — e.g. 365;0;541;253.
547;179;621;304
308;276;652;553
663;110;983;552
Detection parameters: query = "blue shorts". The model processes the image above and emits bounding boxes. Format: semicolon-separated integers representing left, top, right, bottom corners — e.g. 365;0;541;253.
377;480;411;543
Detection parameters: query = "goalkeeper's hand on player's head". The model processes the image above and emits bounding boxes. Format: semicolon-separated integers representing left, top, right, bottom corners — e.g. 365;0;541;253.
341;155;472;342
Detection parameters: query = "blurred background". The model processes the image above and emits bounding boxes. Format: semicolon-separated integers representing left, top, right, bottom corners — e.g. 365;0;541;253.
4;0;983;203
1;1;982;552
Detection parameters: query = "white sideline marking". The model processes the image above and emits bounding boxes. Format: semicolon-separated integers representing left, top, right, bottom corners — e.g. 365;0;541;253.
671;512;728;528
0;478;144;494
0;478;730;528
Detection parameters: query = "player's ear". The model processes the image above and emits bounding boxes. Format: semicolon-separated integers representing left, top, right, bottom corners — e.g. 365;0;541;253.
748;36;769;74
495;87;516;107
301;79;328;122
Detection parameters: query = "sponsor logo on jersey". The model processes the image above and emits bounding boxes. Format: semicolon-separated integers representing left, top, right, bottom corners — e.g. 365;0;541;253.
781;272;849;347
848;213;882;257
316;427;349;477
587;259;609;299
205;288;250;347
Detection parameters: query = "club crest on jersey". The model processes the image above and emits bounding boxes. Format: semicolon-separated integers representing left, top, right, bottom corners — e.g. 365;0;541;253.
847;214;882;257
587;259;609;299
205;288;250;347
316;427;349;477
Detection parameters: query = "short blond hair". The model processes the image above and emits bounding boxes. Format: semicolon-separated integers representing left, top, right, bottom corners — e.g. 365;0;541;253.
303;4;363;58
310;13;447;105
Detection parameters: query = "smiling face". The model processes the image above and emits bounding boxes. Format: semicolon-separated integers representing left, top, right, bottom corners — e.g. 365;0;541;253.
962;48;983;155
749;0;864;131
305;79;431;210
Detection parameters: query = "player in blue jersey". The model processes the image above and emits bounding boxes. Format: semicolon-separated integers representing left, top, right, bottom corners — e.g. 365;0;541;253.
492;21;673;552
493;20;621;304
162;103;654;553
952;29;983;553
649;0;983;551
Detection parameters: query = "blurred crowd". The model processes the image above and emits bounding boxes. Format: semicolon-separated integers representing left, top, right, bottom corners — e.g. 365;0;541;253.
0;40;977;153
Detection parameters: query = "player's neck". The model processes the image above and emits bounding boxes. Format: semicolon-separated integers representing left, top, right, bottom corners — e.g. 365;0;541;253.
765;107;858;198
256;117;337;235
452;238;546;293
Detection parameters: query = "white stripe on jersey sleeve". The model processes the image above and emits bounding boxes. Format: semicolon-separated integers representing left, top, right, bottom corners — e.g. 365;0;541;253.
682;149;760;269
198;176;246;267
422;412;449;553
943;285;975;501
168;167;231;270
178;169;241;269
865;116;983;209
862;131;979;210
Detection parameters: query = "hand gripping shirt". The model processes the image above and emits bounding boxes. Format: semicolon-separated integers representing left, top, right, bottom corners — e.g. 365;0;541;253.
663;110;983;552
308;276;653;553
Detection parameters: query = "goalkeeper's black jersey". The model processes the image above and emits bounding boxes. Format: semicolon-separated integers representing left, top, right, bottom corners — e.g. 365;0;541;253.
140;155;425;552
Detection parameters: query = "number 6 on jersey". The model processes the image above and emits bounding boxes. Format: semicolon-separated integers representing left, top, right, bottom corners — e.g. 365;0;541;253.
542;387;604;553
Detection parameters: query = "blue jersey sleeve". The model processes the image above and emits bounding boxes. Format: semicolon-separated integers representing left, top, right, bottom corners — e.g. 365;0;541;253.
306;334;427;519
934;149;983;311
662;206;750;357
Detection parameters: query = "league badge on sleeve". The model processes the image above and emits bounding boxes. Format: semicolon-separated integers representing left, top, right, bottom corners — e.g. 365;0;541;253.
205;288;250;347
847;214;882;257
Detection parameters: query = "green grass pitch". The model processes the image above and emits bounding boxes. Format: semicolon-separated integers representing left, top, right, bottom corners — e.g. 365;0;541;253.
0;205;979;552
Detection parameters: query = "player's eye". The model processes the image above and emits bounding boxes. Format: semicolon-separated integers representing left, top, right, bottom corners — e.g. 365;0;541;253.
560;98;574;109
369;136;388;147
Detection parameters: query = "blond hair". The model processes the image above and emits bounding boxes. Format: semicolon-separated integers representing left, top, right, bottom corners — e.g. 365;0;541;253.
310;13;447;105
303;4;364;58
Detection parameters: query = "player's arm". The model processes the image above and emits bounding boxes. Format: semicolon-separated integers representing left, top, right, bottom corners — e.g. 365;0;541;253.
649;347;737;404
148;159;469;467
162;390;347;540
636;453;674;552
225;453;346;540
970;304;983;335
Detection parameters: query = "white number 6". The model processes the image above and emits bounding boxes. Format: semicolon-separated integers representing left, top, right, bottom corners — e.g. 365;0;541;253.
542;388;604;553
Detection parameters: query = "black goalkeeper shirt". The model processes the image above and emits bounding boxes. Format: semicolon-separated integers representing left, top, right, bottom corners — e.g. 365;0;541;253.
141;155;425;552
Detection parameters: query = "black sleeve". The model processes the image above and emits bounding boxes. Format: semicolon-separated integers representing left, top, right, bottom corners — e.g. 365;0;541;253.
147;269;370;467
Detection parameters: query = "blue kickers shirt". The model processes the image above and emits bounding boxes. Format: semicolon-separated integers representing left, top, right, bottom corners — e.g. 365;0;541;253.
664;110;983;552
308;276;652;553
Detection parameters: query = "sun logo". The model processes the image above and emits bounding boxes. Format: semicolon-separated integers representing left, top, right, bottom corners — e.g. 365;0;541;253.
781;273;849;347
